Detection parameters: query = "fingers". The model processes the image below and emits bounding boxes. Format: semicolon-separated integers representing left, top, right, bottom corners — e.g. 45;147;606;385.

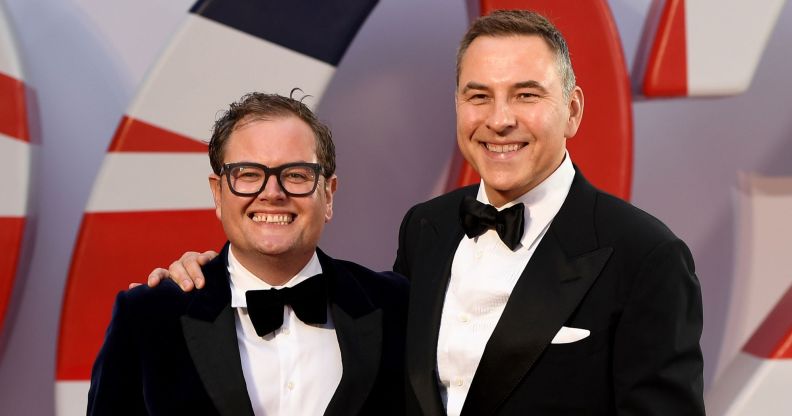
197;250;219;265
129;282;142;289
169;257;196;291
143;250;219;292
185;250;217;289
147;268;169;288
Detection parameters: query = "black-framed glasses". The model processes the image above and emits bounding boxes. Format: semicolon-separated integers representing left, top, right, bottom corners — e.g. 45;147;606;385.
220;162;323;197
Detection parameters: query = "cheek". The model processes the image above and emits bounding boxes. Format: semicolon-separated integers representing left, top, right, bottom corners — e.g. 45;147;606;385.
304;197;329;224
457;107;484;133
541;107;569;134
519;107;545;128
218;195;250;224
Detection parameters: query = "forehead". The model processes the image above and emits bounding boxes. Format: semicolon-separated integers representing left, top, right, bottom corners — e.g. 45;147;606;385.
458;35;560;85
224;116;317;162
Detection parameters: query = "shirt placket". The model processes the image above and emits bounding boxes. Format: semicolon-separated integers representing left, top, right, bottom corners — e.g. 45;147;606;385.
279;305;299;416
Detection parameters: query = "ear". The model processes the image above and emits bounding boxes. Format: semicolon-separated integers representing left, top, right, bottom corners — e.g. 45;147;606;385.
209;174;222;221
323;175;338;223
564;86;584;138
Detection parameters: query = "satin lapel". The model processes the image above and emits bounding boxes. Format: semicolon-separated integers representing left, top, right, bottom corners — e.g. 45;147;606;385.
460;171;612;416
406;192;469;416
320;251;384;416
181;245;254;416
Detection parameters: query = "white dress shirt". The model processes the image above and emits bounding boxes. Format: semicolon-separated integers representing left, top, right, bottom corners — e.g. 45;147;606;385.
227;247;343;416
436;154;575;416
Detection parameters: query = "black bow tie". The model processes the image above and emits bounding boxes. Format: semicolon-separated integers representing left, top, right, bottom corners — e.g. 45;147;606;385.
459;195;526;251
245;274;328;337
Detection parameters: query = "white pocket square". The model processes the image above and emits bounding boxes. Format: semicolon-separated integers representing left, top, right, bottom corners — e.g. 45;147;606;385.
550;326;590;344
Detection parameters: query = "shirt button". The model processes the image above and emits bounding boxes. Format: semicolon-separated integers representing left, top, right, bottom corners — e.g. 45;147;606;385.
455;378;464;387
282;328;290;335
287;381;295;390
458;314;469;323
475;250;483;259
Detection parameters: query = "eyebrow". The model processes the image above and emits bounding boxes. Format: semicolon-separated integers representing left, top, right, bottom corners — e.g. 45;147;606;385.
460;80;549;95
460;81;489;94
514;80;549;94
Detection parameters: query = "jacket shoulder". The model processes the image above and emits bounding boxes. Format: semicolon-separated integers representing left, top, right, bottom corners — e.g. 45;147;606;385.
332;258;409;292
118;280;196;321
331;258;409;305
593;191;679;246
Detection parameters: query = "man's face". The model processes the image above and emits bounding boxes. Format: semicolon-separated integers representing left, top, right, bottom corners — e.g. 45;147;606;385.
209;116;336;266
456;35;583;207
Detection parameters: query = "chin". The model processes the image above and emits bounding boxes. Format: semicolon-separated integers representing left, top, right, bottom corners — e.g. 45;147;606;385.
480;172;519;190
239;237;288;255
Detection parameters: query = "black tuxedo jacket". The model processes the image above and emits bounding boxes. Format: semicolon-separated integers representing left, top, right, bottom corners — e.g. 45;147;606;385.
394;171;704;415
88;245;408;415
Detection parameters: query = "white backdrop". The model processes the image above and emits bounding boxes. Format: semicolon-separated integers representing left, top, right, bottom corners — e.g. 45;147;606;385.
1;0;791;413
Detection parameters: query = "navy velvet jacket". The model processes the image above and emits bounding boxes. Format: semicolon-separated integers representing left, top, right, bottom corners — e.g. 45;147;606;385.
88;245;408;416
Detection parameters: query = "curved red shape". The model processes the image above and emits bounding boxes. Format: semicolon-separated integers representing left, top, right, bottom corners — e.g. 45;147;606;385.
108;116;208;152
0;217;25;337
743;284;792;359
0;71;29;340
642;0;688;97
0;72;28;141
453;0;633;201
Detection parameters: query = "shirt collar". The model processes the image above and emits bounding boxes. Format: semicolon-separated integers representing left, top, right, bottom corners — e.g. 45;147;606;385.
476;151;575;248
227;246;323;308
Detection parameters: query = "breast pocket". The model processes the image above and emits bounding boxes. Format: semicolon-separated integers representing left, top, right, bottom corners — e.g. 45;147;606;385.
539;327;608;362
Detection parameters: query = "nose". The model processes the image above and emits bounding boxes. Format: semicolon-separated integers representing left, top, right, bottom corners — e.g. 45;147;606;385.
258;173;286;201
486;99;516;134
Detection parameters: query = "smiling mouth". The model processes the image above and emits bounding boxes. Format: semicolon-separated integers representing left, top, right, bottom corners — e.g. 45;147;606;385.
484;143;526;153
250;213;294;225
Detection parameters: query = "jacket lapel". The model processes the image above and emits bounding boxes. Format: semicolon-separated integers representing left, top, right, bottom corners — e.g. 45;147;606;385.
460;172;613;416
181;244;254;416
320;250;384;416
406;188;472;416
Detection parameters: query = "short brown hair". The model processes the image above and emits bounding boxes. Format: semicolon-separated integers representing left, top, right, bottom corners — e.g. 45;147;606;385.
456;10;576;100
208;91;335;177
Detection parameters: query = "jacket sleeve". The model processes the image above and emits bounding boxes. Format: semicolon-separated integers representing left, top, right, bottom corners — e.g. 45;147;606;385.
87;291;147;415
393;204;418;280
613;238;705;415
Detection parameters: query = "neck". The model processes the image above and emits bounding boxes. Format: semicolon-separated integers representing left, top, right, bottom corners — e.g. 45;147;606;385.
485;187;529;208
484;151;567;207
231;246;314;286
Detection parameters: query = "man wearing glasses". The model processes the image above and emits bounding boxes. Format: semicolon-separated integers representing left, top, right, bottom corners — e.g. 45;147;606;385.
87;92;408;416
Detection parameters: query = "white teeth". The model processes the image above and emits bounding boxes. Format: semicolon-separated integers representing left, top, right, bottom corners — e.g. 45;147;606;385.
485;143;523;153
251;214;293;224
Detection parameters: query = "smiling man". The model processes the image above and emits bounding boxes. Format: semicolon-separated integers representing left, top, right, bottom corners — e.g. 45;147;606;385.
393;11;704;415
88;93;408;415
148;10;704;415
